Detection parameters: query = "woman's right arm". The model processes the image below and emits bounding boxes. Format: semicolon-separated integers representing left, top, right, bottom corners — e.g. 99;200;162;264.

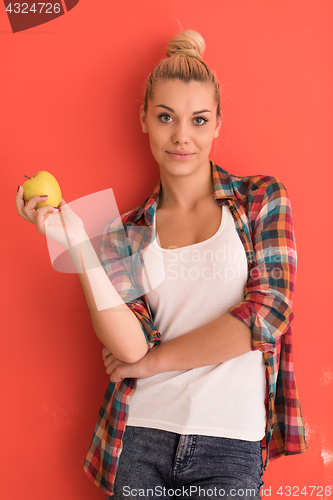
15;186;148;363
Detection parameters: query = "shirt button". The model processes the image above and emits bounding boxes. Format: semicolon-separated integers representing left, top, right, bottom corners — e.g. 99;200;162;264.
265;361;270;366
239;228;245;234
229;205;235;211
248;262;254;269
269;392;274;399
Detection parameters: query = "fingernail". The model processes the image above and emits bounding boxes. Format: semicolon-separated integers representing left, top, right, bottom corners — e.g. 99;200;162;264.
17;185;20;192
40;195;48;198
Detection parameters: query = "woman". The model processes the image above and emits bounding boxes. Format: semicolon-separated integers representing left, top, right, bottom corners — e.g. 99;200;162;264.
16;29;307;500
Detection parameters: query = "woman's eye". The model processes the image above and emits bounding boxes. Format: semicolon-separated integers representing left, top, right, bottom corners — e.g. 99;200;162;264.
159;114;173;123
194;117;208;126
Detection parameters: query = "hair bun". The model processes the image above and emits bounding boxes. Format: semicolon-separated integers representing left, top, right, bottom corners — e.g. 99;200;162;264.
166;29;206;61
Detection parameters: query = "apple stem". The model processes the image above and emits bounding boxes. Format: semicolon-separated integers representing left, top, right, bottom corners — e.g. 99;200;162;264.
24;175;31;179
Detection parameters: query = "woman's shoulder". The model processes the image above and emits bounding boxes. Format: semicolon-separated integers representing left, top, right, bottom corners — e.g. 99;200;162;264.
213;161;288;200
227;170;290;206
229;171;285;192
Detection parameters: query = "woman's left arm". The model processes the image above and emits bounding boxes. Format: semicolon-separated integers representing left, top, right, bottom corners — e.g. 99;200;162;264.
103;312;251;381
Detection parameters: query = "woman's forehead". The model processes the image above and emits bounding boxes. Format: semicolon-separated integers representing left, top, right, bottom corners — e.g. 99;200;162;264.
150;79;216;107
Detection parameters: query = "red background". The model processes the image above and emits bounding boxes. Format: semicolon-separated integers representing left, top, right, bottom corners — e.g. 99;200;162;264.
1;1;332;499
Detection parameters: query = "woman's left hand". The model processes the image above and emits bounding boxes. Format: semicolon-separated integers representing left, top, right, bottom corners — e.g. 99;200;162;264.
102;346;157;383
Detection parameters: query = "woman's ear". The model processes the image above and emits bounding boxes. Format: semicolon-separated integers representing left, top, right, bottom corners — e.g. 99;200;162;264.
214;114;222;138
140;105;148;133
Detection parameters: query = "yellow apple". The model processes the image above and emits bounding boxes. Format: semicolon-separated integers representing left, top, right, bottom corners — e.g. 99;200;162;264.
23;171;62;209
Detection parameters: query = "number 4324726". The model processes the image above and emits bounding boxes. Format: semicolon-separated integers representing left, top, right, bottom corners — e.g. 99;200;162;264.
6;3;61;14
275;486;332;496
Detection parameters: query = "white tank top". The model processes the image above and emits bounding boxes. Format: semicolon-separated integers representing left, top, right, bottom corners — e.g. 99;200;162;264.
126;205;266;441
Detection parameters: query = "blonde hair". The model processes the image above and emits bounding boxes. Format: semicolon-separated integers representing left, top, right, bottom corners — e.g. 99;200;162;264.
143;29;221;118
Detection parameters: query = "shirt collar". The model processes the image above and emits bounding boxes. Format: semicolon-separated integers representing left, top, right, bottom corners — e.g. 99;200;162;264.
134;159;235;226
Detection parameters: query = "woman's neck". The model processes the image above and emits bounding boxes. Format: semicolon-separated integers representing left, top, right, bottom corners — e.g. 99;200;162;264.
158;158;215;211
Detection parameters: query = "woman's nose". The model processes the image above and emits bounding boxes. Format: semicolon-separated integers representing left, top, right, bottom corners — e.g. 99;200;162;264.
172;121;190;144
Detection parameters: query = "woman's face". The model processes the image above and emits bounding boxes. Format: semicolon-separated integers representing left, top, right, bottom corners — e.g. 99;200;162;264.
140;79;221;178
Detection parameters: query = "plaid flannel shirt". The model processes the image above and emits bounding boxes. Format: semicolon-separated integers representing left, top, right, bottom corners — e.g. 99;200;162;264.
83;159;307;495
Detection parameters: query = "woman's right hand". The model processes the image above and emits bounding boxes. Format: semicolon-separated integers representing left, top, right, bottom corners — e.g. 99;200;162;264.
16;186;87;248
16;185;61;232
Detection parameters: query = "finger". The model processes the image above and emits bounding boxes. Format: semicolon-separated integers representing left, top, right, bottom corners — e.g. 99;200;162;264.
102;348;112;362
16;186;29;221
21;199;43;224
35;206;60;234
20;195;52;224
36;204;61;216
105;358;122;374
104;355;116;368
35;205;60;225
102;347;111;360
24;195;49;212
110;366;124;383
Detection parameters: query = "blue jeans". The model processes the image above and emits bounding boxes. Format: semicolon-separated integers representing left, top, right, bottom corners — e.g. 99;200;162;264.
106;426;264;500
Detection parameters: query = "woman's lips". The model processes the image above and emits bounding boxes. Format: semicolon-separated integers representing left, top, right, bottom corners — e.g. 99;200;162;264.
166;151;194;160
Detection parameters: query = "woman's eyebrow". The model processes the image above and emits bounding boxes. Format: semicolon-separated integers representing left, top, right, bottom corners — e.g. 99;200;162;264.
155;104;212;115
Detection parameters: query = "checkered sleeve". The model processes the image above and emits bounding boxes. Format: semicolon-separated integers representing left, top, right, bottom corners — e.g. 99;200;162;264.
228;177;297;353
100;219;161;349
